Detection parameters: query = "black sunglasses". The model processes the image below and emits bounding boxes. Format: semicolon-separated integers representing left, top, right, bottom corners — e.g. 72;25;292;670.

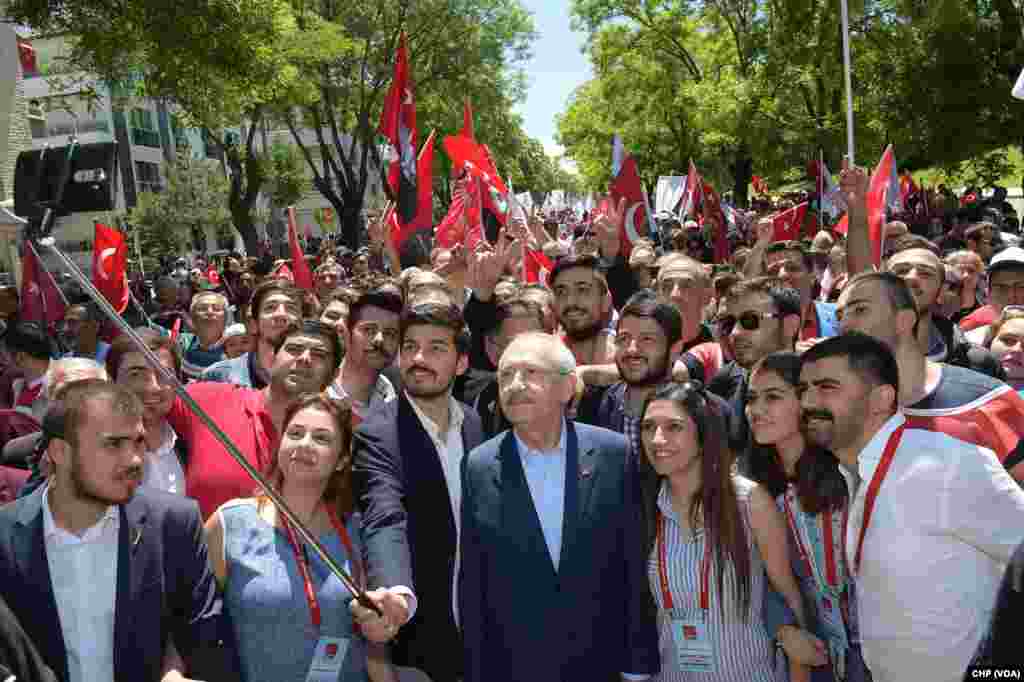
715;311;783;335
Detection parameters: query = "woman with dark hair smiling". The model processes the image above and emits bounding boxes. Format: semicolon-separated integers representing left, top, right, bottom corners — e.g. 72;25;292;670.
746;352;869;681
638;381;809;681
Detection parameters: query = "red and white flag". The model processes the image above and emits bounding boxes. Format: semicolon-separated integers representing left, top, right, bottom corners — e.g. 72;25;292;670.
92;223;130;314
679;159;703;220
287;207;314;290
19;243;65;328
390;131;435;251
379;32;419;226
772;202;810;242
523;249;553;285
608;135;649;256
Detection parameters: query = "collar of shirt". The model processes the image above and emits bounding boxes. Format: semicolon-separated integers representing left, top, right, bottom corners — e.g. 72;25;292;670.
856;412;907;483
926;319;948;361
42;484;119;546
149;420;178;461
655;479;676;521
406;391;464;444
513;419;568;460
333;359;397;408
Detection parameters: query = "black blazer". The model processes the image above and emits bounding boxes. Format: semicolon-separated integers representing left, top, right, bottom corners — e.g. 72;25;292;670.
352;393;485;682
0;486;226;682
459;421;660;682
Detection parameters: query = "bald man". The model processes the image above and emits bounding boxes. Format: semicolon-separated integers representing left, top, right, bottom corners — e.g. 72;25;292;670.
460;333;658;682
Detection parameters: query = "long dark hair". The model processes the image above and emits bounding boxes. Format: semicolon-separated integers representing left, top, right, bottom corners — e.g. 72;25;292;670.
639;382;752;619
746;352;848;514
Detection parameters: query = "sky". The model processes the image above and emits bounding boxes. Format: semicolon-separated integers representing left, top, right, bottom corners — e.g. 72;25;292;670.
515;1;593;159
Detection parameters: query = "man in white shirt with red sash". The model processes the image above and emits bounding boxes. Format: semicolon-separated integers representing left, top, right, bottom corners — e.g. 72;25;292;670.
798;332;1024;682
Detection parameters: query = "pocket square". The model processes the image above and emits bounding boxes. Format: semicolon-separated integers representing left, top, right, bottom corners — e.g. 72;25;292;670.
580;468;593;479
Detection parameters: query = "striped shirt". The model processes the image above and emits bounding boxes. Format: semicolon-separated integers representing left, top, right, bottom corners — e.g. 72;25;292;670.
649;476;781;682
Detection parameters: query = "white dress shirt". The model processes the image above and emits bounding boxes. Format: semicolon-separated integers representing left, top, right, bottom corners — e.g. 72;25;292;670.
842;413;1024;682
514;423;568;570
42;485;120;682
407;392;465;623
141;421;185;495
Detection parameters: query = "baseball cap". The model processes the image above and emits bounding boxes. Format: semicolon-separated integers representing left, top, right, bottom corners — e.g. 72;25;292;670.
988;246;1024;274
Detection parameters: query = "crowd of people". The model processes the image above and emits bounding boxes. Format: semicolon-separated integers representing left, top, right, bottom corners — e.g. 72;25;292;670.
0;162;1019;682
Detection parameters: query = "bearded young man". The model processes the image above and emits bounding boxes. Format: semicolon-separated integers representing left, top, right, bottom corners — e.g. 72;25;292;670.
548;255;617;366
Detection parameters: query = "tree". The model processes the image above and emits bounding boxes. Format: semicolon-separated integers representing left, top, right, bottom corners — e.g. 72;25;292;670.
126;152;232;261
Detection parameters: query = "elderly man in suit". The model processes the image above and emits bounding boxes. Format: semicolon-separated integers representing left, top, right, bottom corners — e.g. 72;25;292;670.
351;302;486;682
0;380;230;682
459;332;659;682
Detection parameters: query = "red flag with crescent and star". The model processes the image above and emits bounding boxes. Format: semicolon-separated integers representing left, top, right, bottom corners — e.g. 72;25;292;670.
19;243;65;329
92;223;130;314
608;135;648;257
379;32;419;226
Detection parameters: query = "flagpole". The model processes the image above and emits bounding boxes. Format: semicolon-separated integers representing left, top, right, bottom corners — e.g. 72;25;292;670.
840;0;856;165
26;239;69;308
818;148;824;233
35;235;381;616
640;182;658;241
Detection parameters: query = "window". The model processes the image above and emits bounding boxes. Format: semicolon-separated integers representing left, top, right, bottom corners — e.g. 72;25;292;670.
130;108;161;148
135;161;161;193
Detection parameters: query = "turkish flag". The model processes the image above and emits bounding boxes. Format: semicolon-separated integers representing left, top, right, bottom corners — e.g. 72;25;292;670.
287;207;314;290
866;145;897;267
379;32;418;225
702;184;731;263
679;160;703;220
434;192;468;249
19;243;65;329
443;135;508;196
461;98;475;140
609;155;648;256
523;249;553;285
772;202;809;242
390;131;435;251
92;223;130;314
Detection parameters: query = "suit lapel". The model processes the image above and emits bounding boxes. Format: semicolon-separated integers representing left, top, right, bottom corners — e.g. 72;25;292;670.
398;396;457;543
13;490;66;682
559;423;599;578
114;497;149;682
499;434;557;578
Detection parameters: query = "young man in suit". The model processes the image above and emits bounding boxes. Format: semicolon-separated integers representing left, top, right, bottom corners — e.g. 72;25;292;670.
351;302;486;682
0;380;227;682
459;332;659;682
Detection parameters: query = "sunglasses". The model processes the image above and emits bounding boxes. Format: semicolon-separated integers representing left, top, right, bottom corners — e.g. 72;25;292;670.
715;311;783;335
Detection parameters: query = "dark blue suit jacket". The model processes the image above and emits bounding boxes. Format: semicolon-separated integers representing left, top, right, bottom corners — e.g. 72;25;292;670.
353;394;485;682
0;486;223;682
459;421;659;682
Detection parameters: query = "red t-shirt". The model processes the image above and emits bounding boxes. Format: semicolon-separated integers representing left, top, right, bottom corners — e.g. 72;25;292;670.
167;382;277;519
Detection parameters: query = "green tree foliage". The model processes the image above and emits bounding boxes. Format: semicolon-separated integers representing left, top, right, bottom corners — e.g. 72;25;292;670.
560;0;1024;203
126;153;233;261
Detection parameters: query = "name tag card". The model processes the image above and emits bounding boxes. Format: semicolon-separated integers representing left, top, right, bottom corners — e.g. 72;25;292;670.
305;636;350;682
670;617;715;673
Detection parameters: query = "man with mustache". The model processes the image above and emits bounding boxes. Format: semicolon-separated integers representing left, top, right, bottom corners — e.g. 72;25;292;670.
707;276;802;451
352;302;485;682
799;333;1024;682
325;289;401;423
169;320;342;518
836;271;1024;483
0;381;233;682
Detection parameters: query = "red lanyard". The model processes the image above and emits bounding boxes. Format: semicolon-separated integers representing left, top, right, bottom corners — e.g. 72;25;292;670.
853;423;905;574
783;490;838;588
281;507;359;631
657;512;711;612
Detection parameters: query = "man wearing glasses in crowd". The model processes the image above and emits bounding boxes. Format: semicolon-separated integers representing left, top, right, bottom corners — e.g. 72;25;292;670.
707;276;803;452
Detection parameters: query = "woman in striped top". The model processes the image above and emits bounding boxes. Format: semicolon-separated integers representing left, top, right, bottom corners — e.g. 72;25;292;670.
746;352;871;681
638;381;811;682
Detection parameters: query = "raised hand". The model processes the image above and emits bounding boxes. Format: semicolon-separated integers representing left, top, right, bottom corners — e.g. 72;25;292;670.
468;227;516;301
593;196;625;260
839;158;869;216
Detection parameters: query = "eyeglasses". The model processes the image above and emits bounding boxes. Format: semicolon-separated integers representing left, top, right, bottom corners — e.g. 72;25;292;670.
715;311;783;335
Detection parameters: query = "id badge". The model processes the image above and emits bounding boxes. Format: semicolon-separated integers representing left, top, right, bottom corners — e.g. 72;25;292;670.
305;636;350;682
670;617;715;673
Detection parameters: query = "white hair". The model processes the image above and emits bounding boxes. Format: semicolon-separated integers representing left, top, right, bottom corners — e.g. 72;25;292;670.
190;291;229;312
502;332;576;374
45;357;108;400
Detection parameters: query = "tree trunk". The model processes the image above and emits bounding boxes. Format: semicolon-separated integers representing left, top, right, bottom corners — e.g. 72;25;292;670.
232;208;261;256
732;146;753;208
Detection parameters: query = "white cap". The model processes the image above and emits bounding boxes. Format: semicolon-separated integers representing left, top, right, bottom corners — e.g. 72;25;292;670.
223;323;248;339
988;246;1024;273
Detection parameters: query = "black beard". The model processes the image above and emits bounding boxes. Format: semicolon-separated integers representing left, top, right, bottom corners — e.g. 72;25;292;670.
564;320;604;342
617;350;671;388
404;373;455;401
